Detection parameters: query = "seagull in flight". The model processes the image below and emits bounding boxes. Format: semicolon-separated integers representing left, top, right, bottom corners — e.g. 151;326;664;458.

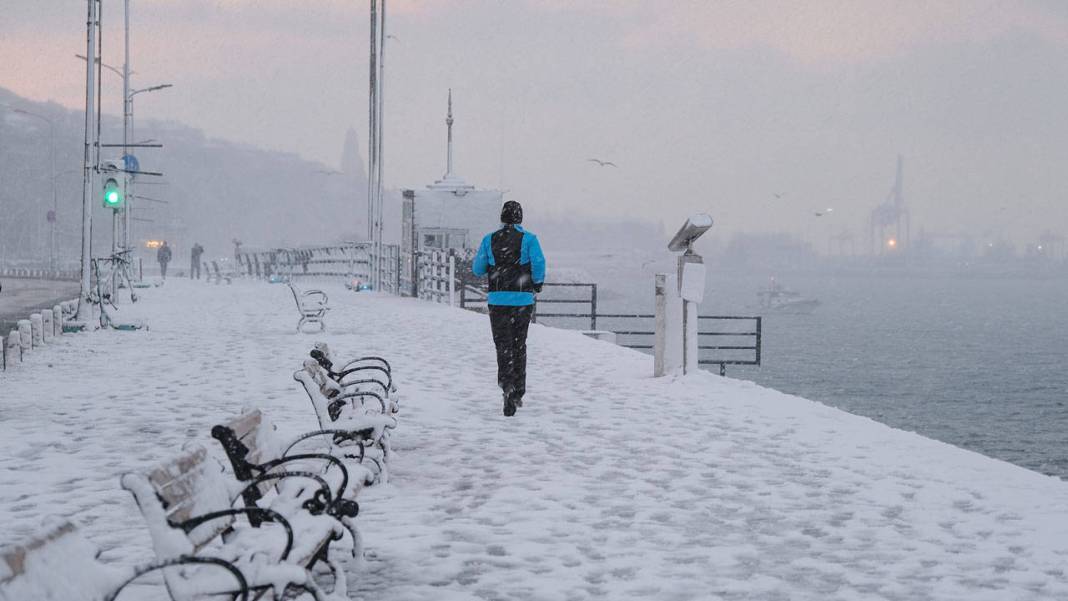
773;192;785;199
814;207;834;217
587;158;617;167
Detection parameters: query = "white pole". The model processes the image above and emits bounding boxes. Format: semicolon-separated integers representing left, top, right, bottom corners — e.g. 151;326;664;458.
49;118;56;271
76;0;98;322
366;0;377;278
448;253;455;307
122;0;131;253
375;0;386;293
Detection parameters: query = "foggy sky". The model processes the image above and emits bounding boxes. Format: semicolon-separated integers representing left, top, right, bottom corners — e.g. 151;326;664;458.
2;0;1067;247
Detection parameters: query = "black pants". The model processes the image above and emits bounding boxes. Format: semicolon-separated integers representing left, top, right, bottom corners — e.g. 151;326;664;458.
190;260;201;279
489;304;533;399
159;261;168;278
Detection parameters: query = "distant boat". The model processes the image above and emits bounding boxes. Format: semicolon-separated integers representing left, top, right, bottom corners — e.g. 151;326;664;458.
757;279;820;314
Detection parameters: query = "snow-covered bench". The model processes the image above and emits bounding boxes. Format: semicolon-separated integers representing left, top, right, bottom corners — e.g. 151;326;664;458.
308;342;398;412
0;519;252;601
206;260;233;285
210;408;375;531
121;446;347;600
288;283;329;333
294;362;396;481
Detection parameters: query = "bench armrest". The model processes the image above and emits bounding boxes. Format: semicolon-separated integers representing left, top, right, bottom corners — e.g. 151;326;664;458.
337;377;390;397
174;507;294;562
236;470;335;515
108;556;250;601
259;453;350;509
333;390;387;413
283;430;367;463
334;365;392;391
339;355;391;373
302;290;328;304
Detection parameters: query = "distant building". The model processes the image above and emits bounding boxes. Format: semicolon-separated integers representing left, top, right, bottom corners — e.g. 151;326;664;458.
392;90;503;257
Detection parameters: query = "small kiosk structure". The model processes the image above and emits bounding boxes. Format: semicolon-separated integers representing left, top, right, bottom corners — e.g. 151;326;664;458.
398;91;503;292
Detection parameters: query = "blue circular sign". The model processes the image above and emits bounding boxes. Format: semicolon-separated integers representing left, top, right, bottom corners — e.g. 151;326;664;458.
122;154;140;176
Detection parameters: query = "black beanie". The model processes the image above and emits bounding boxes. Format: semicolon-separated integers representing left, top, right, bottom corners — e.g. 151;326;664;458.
501;200;523;224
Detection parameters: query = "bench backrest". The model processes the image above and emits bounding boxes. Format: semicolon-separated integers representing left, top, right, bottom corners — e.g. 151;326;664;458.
121;445;234;556
0;520;127;601
294;362;337;430
211;409;288;508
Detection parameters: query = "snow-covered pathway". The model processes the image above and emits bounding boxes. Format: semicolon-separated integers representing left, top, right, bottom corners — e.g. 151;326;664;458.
2;280;1067;600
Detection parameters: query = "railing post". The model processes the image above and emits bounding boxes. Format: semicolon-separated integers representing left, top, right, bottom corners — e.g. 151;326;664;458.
755;317;762;366
448;253;456;307
590;284;598;330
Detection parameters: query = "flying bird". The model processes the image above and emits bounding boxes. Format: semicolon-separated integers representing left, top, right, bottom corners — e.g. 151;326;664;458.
773;193;785;199
814;207;834;217
587;158;617;167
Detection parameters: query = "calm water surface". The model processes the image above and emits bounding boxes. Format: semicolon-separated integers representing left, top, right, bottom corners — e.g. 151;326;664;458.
557;260;1068;478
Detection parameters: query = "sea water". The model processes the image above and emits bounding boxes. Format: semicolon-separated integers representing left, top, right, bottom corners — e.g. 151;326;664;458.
551;255;1068;479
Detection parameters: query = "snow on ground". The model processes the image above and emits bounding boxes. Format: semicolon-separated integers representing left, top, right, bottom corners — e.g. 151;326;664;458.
2;279;1068;600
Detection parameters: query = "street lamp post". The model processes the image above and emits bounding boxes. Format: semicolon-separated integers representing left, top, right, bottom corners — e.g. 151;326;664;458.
75;0;100;323
124;83;172;253
12;108;57;271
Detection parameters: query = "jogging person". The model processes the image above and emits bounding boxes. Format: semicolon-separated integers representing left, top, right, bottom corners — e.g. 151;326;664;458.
472;201;546;416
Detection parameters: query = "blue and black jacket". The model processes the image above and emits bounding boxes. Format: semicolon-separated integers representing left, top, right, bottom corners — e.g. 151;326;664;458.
472;224;546;306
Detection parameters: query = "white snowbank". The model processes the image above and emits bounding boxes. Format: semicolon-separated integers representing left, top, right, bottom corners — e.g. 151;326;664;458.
1;279;1067;600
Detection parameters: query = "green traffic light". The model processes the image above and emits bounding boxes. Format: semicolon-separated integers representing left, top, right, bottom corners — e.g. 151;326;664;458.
102;177;123;208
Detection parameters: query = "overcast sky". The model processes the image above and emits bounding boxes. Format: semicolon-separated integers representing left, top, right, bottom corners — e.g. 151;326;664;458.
3;0;1067;247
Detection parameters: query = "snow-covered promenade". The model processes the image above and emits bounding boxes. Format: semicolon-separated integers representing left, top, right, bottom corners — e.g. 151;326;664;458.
2;279;1068;600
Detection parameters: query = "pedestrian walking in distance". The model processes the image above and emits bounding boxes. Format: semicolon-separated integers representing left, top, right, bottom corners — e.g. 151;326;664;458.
190;242;204;280
157;241;172;280
472;201;546;416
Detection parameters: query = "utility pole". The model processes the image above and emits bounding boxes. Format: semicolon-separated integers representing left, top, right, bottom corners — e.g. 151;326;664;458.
365;0;387;291
76;0;100;322
122;0;131;255
376;0;386;292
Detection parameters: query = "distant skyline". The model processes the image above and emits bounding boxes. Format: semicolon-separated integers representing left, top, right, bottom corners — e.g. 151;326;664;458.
2;0;1067;247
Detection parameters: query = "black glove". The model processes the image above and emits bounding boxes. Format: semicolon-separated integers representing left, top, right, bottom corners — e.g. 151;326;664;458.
533;283;543;294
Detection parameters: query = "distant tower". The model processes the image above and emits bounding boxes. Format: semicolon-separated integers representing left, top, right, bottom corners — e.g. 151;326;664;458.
869;155;910;254
445;89;455;179
340;127;368;184
428;89;475;194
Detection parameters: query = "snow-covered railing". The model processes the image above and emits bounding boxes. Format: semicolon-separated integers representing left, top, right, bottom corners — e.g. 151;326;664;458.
0;268;78;281
236;243;403;293
417;250;456;306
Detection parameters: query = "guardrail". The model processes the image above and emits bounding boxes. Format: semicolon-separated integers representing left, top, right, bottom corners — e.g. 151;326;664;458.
236;243;403;294
596;313;761;376
458;279;762;376
0;268;79;281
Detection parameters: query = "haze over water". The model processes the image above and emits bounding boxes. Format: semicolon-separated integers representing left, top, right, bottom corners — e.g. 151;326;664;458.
554;254;1068;480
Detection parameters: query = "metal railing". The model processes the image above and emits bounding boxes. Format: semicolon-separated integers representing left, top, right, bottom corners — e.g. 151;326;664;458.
697;315;762;375
235;243;402;294
457;279;762;376
601;313;761;376
417;250;455;304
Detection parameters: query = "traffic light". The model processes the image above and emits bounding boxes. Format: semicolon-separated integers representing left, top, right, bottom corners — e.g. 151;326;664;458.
102;177;124;209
